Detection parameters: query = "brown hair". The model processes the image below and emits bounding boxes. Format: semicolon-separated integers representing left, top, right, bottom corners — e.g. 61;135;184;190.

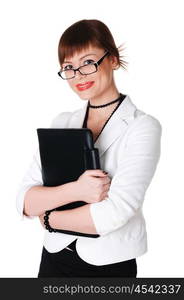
58;19;128;70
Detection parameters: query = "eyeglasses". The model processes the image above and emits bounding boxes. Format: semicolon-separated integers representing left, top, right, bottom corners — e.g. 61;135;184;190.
58;51;110;80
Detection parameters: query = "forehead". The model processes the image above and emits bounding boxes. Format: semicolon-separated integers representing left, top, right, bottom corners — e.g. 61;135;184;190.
64;45;104;62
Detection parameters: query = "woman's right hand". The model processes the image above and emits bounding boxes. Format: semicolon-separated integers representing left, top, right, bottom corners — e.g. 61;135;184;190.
75;169;111;204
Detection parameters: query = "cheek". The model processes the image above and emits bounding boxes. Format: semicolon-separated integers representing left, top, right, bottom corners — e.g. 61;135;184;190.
67;81;80;95
68;81;75;90
98;69;112;86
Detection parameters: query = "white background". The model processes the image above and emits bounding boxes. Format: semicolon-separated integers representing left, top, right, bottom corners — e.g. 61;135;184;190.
0;0;184;277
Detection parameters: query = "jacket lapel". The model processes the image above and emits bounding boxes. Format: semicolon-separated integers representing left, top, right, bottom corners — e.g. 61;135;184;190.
68;95;137;158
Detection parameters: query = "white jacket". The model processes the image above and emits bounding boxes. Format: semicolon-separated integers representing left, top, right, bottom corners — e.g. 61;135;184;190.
16;94;162;266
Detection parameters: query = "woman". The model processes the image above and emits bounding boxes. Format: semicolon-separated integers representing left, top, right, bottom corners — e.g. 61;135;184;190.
16;19;162;277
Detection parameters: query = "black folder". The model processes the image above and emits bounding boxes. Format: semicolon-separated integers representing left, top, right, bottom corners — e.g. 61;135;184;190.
37;128;101;238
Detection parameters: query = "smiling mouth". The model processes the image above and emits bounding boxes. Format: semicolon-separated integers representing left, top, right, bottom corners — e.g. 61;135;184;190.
76;81;94;91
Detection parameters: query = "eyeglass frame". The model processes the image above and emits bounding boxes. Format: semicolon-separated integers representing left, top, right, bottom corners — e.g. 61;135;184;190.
58;51;110;80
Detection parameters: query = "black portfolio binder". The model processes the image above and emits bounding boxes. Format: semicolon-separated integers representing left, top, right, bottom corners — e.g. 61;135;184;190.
37;128;101;238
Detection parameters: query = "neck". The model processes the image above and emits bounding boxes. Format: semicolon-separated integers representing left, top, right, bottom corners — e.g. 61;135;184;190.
87;89;122;122
89;85;120;106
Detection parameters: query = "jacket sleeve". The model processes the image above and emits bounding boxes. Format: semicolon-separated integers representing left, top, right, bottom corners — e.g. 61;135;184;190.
89;114;162;236
16;147;43;220
16;112;71;220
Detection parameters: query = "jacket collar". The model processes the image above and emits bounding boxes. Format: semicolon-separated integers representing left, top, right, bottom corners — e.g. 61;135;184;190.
68;95;137;158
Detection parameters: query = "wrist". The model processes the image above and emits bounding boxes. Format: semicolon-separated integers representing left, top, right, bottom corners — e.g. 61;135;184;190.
49;210;58;229
66;181;81;202
44;210;57;232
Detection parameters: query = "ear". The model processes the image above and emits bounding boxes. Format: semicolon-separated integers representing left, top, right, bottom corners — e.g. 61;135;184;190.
109;55;119;70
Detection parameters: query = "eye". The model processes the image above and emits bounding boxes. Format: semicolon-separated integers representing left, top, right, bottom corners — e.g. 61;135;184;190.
63;64;73;70
83;59;95;65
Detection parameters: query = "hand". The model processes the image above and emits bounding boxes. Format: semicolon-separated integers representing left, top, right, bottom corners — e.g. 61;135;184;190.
75;169;111;204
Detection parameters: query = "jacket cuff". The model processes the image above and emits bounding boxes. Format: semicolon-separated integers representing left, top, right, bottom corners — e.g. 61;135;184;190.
89;197;125;236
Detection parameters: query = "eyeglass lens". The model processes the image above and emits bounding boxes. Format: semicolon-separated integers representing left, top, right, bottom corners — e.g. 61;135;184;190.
61;64;97;79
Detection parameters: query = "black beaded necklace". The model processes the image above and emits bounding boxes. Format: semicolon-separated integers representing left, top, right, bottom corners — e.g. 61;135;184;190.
88;95;123;108
82;93;126;142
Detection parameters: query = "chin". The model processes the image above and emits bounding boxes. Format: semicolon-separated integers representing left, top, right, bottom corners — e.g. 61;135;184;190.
75;89;96;101
77;93;89;100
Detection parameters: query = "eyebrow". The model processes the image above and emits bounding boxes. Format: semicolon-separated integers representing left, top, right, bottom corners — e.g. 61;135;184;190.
63;53;97;64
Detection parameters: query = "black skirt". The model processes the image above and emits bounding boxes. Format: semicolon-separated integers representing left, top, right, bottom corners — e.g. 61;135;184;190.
38;239;137;278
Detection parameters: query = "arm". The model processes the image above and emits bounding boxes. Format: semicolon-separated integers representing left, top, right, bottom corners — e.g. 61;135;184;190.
16;147;79;218
17;146;109;220
44;115;162;236
45;204;98;235
16;111;75;219
89;115;162;236
24;181;79;217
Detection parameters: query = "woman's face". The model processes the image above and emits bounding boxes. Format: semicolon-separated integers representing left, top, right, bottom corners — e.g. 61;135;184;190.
61;45;118;101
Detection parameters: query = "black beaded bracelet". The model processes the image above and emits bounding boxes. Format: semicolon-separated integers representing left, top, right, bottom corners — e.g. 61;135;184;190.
44;209;57;233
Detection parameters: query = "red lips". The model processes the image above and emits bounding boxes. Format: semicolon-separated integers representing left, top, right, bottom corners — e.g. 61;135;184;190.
76;81;94;91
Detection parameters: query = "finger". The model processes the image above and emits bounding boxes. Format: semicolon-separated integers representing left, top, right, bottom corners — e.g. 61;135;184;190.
102;177;111;185
103;184;111;192
86;169;108;177
101;191;109;200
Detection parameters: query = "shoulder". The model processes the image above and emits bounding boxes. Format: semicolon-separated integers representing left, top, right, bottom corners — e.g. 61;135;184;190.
124;110;162;148
133;110;162;133
50;102;87;128
121;95;162;141
120;94;162;132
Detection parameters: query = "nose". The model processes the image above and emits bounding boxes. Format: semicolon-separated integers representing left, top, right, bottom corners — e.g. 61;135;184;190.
75;69;86;80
